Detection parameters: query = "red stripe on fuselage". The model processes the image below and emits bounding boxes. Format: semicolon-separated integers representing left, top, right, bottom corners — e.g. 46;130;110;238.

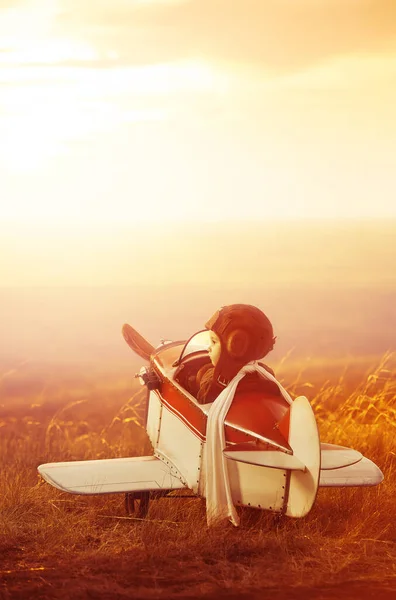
153;385;206;441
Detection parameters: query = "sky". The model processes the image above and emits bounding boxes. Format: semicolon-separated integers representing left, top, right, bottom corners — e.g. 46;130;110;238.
1;1;396;285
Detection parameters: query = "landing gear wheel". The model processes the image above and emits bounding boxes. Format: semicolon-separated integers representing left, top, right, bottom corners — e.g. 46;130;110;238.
125;491;150;518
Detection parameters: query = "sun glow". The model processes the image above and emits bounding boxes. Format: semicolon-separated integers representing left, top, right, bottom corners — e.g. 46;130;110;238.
0;1;220;175
0;38;98;65
0;1;96;65
1;0;395;235
1;77;98;172
0;57;218;174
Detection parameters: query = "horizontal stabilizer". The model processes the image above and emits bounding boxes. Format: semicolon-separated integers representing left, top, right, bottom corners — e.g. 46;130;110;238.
38;455;186;495
223;448;306;471
319;456;384;487
223;441;369;475
320;443;363;470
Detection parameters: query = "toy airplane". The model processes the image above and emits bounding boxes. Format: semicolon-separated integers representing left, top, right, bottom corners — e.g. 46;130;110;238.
38;325;384;520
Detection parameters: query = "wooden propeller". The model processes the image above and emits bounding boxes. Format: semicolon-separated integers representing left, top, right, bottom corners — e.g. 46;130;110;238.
122;323;155;361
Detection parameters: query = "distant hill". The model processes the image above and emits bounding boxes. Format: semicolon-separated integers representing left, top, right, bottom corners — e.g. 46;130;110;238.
0;282;395;368
1;220;395;366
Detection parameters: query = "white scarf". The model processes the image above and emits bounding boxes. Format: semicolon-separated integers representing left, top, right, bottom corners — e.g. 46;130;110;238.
205;361;293;527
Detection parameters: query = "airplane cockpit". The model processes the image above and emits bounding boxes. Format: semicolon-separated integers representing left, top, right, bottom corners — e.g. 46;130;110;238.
173;330;212;399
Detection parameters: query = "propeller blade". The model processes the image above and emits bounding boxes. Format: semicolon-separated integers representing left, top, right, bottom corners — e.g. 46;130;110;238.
122;324;155;361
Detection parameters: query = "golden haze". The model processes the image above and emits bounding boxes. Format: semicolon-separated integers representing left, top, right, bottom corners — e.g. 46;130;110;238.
1;2;396;221
1;221;395;367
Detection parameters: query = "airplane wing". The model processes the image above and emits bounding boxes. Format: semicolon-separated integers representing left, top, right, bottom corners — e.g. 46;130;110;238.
38;455;186;495
38;445;383;496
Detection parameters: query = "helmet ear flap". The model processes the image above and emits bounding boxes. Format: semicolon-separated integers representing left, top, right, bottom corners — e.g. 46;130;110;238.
226;329;249;359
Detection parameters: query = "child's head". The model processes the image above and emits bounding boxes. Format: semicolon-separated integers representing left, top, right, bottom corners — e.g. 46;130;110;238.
207;330;222;366
205;303;275;382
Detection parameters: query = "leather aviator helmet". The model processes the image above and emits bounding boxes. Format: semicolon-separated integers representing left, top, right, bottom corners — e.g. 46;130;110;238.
205;303;276;388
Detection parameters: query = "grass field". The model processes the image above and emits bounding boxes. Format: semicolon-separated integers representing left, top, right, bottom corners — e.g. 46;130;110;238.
0;353;395;600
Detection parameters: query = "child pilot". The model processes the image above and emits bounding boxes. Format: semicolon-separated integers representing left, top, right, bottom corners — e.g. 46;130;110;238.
199;304;292;527
194;304;280;404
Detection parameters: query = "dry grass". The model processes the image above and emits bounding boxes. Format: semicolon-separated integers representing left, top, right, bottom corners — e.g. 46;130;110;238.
0;353;395;600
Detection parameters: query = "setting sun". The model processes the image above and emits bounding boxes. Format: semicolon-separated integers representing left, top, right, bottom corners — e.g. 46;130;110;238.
0;0;395;275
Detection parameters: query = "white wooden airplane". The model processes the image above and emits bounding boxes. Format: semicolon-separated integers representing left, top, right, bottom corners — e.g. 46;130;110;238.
38;326;384;520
